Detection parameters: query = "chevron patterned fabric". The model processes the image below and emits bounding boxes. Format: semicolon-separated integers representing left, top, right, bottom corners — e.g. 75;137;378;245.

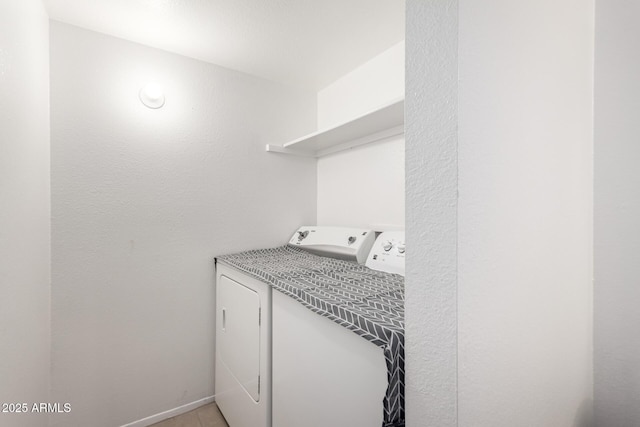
216;245;405;427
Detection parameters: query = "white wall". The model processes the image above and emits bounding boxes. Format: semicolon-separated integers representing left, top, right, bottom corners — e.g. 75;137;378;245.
405;1;459;425
316;42;404;230
594;1;640;425
317;138;404;230
0;2;51;427
406;0;594;426
457;1;594;425
49;22;316;427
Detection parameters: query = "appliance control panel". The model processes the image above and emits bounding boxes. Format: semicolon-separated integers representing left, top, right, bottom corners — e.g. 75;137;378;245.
288;226;375;264
365;231;405;276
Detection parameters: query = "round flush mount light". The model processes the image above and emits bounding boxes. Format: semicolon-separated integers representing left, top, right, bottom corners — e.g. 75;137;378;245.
139;83;165;109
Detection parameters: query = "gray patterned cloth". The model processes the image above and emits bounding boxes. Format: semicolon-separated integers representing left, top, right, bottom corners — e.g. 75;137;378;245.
216;245;405;427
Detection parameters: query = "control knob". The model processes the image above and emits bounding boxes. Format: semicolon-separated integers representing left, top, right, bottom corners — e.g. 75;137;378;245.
297;230;309;241
383;242;393;252
397;244;405;254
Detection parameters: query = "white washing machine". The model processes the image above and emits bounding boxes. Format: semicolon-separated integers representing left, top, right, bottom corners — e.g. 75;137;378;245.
272;229;405;427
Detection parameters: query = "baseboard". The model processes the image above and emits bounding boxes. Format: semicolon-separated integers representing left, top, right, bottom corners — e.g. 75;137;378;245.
120;395;215;427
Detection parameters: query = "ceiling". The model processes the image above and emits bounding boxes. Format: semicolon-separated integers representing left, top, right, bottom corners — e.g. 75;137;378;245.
43;0;405;90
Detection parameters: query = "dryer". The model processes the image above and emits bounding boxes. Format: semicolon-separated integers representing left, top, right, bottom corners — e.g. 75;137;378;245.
215;263;271;427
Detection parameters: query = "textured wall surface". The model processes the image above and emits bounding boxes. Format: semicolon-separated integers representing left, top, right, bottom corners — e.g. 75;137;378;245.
0;1;50;426
457;1;594;426
407;1;594;425
50;22;316;427
316;41;404;231
595;1;640;425
405;1;459;425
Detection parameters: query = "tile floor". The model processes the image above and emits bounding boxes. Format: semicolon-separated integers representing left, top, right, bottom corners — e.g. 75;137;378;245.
149;403;228;427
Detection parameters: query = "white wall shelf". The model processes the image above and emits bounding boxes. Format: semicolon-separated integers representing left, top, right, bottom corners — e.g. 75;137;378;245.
266;98;404;158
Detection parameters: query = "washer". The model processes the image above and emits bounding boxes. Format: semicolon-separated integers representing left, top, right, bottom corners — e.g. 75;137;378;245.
271;288;388;427
273;229;405;427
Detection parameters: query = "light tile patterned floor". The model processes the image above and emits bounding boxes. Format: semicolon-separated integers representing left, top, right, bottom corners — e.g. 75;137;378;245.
149;403;228;427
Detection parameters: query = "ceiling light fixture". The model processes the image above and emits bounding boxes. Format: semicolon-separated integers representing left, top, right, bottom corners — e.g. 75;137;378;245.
139;83;165;109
